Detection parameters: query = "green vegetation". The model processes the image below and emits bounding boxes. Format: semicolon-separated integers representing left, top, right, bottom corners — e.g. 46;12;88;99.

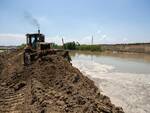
17;44;26;49
63;42;102;52
76;44;102;51
51;43;62;49
18;42;102;52
64;42;76;50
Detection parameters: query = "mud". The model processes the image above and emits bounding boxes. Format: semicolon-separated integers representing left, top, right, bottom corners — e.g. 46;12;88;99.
0;51;124;113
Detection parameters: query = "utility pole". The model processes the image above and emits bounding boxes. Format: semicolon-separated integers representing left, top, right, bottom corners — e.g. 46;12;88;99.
91;35;93;45
62;37;65;49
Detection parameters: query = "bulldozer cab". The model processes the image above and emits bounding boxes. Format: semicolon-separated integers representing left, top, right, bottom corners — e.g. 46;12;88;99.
26;33;45;50
24;30;71;65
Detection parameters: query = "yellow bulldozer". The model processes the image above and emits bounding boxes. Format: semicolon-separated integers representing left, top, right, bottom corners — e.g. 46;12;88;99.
24;30;71;65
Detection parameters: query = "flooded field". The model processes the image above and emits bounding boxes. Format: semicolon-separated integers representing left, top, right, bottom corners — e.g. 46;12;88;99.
71;51;150;113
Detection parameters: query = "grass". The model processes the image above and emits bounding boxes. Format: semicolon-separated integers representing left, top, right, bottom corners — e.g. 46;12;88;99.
76;45;102;51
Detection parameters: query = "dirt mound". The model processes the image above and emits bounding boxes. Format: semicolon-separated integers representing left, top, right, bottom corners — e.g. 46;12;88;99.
0;54;4;74
0;51;124;113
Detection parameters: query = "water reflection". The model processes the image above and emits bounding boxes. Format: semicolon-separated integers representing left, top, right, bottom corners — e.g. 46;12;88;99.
70;51;150;74
71;51;150;63
71;51;150;113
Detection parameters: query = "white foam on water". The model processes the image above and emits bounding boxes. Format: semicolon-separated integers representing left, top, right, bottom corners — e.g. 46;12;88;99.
72;60;150;113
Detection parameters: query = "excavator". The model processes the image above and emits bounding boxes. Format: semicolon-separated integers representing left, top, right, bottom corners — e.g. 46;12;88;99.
24;30;71;65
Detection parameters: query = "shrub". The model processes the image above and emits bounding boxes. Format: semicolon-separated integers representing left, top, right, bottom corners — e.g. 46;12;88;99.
64;42;76;50
76;45;102;51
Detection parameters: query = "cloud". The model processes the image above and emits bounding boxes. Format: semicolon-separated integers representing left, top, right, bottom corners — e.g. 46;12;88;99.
46;34;76;45
0;33;129;46
101;34;107;39
0;34;25;46
0;33;76;46
0;34;24;38
96;30;101;34
76;33;109;44
46;35;63;45
123;38;128;42
79;35;93;44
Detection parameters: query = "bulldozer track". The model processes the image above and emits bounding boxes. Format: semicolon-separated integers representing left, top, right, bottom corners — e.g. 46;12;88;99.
0;90;25;113
0;51;26;113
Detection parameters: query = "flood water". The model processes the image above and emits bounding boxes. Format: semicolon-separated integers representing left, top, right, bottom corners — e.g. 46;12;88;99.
70;51;150;113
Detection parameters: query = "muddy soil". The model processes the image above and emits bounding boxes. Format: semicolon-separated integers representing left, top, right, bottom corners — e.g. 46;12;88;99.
0;51;124;113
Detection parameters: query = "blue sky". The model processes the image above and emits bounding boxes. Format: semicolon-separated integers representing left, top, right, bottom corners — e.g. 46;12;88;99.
0;0;150;45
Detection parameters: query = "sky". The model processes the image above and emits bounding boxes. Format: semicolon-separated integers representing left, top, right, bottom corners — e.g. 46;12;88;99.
0;0;150;45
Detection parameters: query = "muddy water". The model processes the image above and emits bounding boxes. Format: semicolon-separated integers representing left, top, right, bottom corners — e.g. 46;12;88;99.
71;51;150;113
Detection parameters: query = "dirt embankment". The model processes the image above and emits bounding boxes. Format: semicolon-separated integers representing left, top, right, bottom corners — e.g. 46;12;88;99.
0;51;124;113
101;43;150;54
